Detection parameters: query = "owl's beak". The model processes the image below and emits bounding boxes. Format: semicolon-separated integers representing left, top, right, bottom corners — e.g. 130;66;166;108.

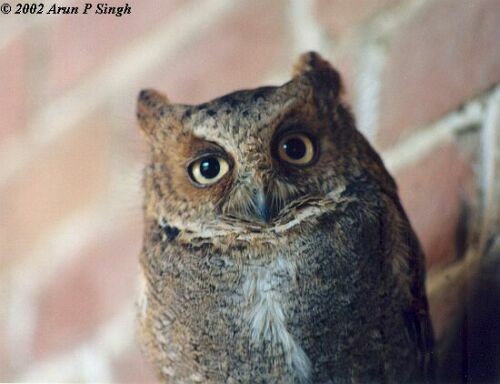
250;188;278;224
254;189;270;223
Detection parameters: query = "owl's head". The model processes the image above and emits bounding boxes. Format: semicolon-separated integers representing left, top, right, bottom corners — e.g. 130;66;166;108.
138;52;393;234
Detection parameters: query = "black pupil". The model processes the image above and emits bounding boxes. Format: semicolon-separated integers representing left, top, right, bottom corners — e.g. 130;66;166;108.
199;157;220;179
283;137;307;160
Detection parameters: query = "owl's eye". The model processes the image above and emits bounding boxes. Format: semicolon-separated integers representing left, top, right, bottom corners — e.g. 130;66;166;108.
188;156;230;186
277;133;315;165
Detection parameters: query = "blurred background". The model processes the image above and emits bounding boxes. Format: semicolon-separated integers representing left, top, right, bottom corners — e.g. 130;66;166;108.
0;0;499;382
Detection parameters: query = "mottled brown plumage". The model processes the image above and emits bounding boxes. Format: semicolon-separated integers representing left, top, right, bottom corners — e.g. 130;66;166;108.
137;52;435;383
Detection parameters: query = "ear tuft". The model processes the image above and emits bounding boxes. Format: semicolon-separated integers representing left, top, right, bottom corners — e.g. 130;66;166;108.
292;51;334;77
138;89;169;104
137;89;170;138
292;51;343;99
137;89;169;117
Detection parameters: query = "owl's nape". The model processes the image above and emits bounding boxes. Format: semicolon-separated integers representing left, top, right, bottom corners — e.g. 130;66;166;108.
137;51;435;383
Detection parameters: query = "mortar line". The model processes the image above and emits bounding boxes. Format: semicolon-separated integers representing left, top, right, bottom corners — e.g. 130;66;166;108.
288;0;325;56
382;98;485;173
355;43;385;141
480;85;500;238
360;0;430;42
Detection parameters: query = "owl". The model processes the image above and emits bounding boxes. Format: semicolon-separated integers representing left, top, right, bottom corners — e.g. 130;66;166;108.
136;52;435;383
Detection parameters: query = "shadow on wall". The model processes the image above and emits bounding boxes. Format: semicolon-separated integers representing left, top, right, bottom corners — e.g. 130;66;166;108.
439;239;500;383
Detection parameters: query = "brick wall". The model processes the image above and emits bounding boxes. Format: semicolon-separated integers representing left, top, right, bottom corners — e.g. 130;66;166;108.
0;0;499;382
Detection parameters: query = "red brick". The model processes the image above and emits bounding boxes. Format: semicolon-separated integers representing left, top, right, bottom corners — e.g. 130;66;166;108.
0;37;27;144
143;0;290;104
0;113;112;265
47;0;190;96
32;219;142;360
377;0;500;147
314;0;400;39
394;143;475;269
110;342;157;383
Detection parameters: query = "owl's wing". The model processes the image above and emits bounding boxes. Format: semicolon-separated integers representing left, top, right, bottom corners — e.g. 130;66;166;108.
382;193;437;383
